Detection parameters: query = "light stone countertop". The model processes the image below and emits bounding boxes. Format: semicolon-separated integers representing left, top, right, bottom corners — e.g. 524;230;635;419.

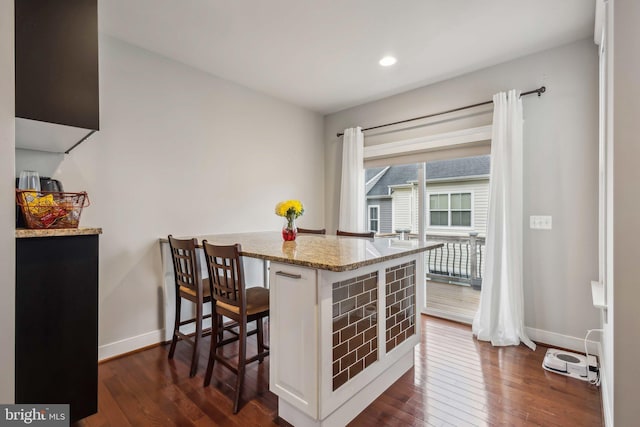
16;227;103;238
160;231;442;272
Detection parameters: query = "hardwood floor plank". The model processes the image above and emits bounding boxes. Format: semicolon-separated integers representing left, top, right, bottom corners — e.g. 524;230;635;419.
77;316;602;426
91;366;133;427
426;281;480;318
114;356;198;426
103;371;176;426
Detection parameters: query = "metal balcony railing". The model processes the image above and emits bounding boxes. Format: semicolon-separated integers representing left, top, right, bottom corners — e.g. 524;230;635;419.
378;231;486;290
425;233;485;289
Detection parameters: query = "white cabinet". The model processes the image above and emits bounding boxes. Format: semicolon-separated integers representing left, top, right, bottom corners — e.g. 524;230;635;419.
269;263;319;418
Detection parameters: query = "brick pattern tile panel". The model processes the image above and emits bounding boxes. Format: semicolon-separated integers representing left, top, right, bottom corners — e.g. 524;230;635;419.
332;272;378;391
385;261;416;353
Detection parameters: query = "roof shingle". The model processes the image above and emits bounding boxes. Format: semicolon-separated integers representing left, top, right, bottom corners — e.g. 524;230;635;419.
367;155;490;196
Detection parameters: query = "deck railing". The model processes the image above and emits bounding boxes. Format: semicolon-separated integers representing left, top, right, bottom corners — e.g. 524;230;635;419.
425;233;485;289
377;230;485;289
379;231;486;289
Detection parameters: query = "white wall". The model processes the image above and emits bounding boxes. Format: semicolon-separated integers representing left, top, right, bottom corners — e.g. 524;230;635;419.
612;0;640;424
15;148;64;178
0;0;15;404
325;39;600;344
19;36;325;357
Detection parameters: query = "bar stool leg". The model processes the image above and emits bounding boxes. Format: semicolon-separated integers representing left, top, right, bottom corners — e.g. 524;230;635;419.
168;294;181;359
204;310;219;387
257;318;265;363
233;318;247;414
190;298;204;377
217;314;224;341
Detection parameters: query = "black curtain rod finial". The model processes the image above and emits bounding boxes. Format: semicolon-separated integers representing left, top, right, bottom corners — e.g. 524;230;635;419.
523;86;545;97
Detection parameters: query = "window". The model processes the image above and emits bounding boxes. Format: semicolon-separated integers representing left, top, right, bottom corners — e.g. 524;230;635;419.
368;205;380;232
429;192;472;227
451;193;472;226
429;194;449;226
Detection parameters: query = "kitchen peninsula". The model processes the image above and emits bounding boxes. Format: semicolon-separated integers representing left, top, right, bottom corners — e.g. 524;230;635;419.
160;232;441;426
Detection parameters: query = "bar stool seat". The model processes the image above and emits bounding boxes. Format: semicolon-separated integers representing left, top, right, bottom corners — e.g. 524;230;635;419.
216;287;269;315
179;279;212;298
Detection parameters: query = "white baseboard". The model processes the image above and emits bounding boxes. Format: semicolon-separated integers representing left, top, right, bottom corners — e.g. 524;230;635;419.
100;317;215;361
421;311;599;356
525;327;599;355
99;329;165;361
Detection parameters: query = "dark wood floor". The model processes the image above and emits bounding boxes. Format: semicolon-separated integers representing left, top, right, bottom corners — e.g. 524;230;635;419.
77;316;603;426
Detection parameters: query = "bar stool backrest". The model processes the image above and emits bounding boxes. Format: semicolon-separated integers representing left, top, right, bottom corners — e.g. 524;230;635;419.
336;230;375;238
202;242;246;312
168;235;203;296
297;227;326;235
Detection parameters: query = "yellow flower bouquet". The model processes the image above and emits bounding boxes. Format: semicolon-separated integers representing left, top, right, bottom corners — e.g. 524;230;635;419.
275;199;304;241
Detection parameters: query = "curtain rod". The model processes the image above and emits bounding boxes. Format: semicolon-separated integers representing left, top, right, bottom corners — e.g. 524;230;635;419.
336;86;546;138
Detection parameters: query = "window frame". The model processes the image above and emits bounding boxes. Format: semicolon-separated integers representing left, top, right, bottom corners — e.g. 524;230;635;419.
368;204;380;233
427;191;474;230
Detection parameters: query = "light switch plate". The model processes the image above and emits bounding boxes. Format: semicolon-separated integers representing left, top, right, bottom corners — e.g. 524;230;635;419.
530;215;552;230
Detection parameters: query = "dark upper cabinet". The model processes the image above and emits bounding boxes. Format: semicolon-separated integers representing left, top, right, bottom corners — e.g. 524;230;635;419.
15;0;99;132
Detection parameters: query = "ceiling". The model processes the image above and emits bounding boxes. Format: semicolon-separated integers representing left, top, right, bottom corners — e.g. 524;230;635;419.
99;1;595;114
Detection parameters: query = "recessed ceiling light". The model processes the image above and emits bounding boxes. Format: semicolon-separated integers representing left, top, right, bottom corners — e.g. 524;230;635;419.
379;56;397;67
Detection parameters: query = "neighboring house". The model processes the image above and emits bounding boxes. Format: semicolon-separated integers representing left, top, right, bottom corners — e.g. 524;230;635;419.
366;155;490;237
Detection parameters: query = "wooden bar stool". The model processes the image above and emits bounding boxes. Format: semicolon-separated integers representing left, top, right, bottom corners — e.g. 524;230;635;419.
336;229;375;238
297;227;326;234
167;235;213;377
202;241;270;414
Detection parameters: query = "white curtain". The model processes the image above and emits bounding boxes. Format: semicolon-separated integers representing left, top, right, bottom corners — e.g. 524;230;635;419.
472;90;535;350
338;127;365;232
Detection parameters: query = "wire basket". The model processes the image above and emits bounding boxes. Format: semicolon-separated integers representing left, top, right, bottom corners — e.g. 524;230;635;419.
16;190;90;229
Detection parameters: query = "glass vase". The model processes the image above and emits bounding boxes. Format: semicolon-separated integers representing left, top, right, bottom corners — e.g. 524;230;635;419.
282;217;297;241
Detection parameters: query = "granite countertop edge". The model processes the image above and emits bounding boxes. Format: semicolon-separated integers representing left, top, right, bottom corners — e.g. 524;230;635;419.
16;227;103;238
253;246;437;272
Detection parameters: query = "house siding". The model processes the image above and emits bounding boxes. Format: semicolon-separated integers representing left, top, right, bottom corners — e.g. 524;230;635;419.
366;198;392;233
391;187;413;232
389;179;489;237
425;179;489;237
379;199;392;233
